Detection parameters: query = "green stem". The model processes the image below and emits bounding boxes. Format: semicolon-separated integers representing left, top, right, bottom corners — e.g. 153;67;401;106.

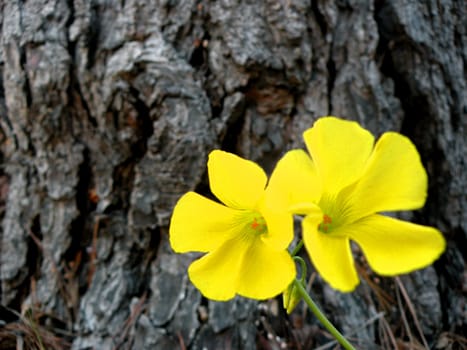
293;256;307;283
294;281;356;350
290;240;304;256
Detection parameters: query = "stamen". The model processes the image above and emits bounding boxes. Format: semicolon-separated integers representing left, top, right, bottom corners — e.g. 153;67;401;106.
323;214;332;224
318;214;332;233
249;216;267;235
251;218;260;230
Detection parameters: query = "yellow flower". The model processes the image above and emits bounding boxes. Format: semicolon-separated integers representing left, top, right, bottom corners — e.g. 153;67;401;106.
169;150;296;301
268;117;446;292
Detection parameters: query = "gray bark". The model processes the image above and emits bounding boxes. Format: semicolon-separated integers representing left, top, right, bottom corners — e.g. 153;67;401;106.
0;0;465;349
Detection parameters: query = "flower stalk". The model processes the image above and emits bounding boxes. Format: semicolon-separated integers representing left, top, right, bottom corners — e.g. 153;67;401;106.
290;240;304;256
293;280;356;350
287;245;355;349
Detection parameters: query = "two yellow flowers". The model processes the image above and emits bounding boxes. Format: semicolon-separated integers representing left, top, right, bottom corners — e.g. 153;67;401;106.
170;117;445;301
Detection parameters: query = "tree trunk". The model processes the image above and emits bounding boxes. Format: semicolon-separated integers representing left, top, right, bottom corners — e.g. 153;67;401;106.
0;1;465;349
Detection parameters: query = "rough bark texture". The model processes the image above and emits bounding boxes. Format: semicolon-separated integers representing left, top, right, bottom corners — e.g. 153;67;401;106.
0;1;465;349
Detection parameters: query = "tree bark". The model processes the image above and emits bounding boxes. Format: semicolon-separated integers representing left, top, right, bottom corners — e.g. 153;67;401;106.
0;0;465;349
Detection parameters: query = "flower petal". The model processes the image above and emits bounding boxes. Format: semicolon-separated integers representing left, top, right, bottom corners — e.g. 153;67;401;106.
303;117;374;195
266;149;322;214
302;211;360;292
260;207;294;250
188;237;246;301
237;240;296;300
345;214;446;275
189;235;295;301
208;150;267;210
345;132;428;219
170;192;244;253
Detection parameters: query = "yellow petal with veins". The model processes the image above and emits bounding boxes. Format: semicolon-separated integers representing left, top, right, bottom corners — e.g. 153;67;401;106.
345;132;428;221
237;240;296;300
208;150;267;210
170;192;245;253
345;214;445;275
304;117;374;196
189;235;295;301
188;237;245;301
266;149;322;214
302;209;360;292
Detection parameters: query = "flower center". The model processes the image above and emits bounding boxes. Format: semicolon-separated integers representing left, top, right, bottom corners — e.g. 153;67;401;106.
249;216;267;235
318;214;333;233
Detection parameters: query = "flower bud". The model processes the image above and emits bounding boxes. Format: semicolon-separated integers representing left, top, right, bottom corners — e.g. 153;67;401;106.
283;280;304;314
